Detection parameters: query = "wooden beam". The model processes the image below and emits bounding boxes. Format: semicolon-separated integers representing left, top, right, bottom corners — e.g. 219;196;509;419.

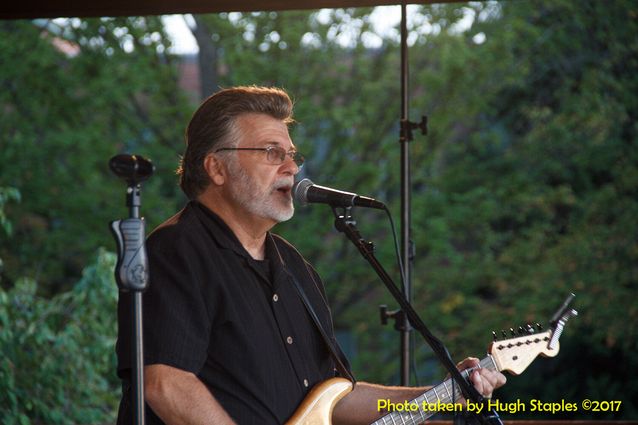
1;0;455;20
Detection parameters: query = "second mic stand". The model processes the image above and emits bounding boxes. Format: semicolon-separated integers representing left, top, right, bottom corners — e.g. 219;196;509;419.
110;154;154;425
332;206;502;425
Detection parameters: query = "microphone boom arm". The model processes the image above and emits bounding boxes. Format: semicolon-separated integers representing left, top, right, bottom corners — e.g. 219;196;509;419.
331;206;502;425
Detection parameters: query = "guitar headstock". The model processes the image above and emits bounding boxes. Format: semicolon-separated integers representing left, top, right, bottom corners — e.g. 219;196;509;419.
489;294;578;375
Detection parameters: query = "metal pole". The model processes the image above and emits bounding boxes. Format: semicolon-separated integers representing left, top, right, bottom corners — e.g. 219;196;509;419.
132;292;145;425
399;2;412;386
128;184;146;425
109;154;154;425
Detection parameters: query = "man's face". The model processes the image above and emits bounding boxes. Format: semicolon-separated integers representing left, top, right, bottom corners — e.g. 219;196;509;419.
224;113;300;224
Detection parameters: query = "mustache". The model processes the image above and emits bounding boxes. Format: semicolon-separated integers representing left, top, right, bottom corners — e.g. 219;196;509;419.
272;178;294;191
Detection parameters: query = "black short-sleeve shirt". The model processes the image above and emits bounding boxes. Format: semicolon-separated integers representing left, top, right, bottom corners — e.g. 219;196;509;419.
116;201;349;424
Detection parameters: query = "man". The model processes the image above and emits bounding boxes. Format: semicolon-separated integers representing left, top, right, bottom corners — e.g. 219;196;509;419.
116;86;506;425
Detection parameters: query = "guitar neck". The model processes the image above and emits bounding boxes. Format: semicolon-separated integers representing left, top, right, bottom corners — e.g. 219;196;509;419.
371;356;497;425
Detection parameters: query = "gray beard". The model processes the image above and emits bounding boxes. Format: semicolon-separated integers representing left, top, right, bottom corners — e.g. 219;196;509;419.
227;161;295;223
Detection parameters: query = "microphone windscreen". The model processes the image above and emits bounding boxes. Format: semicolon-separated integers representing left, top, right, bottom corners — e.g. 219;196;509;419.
293;178;313;206
109;154;155;184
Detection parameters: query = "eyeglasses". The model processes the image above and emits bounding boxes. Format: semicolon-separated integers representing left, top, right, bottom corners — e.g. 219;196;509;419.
215;146;305;168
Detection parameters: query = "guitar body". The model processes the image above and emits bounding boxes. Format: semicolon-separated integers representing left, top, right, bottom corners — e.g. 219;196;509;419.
285;377;353;425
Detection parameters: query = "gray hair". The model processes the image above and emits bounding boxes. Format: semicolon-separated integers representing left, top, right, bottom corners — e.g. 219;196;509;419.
177;86;294;199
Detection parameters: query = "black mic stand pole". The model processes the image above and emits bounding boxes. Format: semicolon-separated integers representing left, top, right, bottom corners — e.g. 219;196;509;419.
109;154;155;425
334;207;502;425
392;2;428;386
398;2;412;387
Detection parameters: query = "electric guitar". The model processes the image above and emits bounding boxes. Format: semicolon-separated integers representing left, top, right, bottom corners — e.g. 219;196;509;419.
286;301;577;425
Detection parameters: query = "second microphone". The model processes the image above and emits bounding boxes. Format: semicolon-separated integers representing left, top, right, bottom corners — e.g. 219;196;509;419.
293;178;386;210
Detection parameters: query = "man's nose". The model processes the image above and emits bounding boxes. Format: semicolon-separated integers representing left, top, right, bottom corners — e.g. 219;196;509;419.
280;155;300;175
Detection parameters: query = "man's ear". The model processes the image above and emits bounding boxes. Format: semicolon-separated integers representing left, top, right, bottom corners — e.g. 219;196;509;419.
203;153;226;186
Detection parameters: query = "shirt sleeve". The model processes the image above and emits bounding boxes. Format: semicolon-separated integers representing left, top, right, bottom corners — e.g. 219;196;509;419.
117;227;212;378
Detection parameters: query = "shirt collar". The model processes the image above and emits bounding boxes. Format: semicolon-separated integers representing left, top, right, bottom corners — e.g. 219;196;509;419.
191;200;253;259
191;201;291;289
191;200;284;269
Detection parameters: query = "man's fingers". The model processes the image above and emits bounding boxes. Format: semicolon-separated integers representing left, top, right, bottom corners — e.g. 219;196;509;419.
471;369;507;398
455;356;507;399
456;357;480;370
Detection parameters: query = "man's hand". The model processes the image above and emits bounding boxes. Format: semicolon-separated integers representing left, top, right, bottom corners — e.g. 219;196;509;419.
457;357;506;399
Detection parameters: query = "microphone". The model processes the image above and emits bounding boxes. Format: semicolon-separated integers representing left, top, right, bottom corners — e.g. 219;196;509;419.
293;178;385;210
109;154;155;185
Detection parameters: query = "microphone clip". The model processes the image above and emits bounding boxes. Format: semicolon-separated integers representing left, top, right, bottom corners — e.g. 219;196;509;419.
400;115;428;142
331;206;375;256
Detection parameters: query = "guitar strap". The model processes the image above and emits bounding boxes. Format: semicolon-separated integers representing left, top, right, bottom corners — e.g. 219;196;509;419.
288;273;356;385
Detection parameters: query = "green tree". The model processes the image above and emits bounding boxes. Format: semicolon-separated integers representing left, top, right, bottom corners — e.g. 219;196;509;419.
0;250;120;424
0;187;21;237
0;18;191;295
402;0;637;418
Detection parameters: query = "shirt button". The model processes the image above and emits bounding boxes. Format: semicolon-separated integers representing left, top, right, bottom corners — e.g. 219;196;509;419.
286;336;293;344
273;294;279;302
303;379;309;388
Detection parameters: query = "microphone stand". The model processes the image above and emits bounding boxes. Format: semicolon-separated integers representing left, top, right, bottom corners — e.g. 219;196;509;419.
397;2;428;386
110;154;155;425
332;206;502;425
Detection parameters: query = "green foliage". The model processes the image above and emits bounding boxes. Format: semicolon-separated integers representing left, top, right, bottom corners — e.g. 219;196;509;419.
398;0;637;418
0;187;20;236
0;18;191;294
0;249;119;424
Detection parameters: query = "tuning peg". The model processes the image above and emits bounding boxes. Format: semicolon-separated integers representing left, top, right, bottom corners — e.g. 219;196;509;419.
536;323;543;331
510;327;516;336
518;326;525;335
492;331;498;341
501;330;507;339
526;324;535;334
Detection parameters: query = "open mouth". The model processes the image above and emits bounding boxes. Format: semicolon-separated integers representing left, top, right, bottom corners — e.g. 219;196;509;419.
276;186;292;195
